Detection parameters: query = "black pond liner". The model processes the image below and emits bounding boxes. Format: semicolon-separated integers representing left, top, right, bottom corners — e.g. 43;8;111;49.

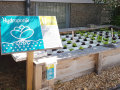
99;34;103;36
88;45;92;48
57;51;64;53
118;37;120;39
81;42;86;45
74;34;77;37
66;35;69;38
71;37;73;40
76;39;80;42
47;54;52;56
63;47;67;49
84;38;87;41
79;36;82;39
112;37;116;40
90;41;94;44
96;44;100;46
52;49;57;51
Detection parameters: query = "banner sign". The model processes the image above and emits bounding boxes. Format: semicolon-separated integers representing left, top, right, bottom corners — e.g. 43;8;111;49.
0;16;62;54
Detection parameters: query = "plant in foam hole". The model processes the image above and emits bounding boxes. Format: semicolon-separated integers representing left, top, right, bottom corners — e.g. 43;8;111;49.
112;40;116;43
113;32;117;34
91;37;95;40
92;34;97;37
97;39;102;42
103;41;109;45
97;35;102;40
63;45;67;49
103;38;109;41
118;34;120;37
85;35;89;38
69;48;74;51
62;38;66;41
87;32;90;35
67;41;72;44
79;46;84;50
80;33;84;36
72;43;77;47
75;31;80;34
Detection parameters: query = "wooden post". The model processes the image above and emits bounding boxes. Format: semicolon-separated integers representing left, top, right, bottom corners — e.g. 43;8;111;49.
27;51;34;90
95;53;103;74
33;64;42;90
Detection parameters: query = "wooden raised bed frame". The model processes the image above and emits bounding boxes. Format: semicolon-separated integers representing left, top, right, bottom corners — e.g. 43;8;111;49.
11;25;120;90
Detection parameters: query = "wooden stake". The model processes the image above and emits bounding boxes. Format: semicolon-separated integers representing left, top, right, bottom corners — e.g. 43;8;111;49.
27;51;34;90
72;31;74;43
111;28;114;38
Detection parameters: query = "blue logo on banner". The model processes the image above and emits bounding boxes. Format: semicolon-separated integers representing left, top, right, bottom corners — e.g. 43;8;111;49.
1;16;44;54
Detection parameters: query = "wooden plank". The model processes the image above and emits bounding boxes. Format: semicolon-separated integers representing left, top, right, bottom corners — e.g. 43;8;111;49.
59;25;112;32
33;64;42;90
26;51;34;90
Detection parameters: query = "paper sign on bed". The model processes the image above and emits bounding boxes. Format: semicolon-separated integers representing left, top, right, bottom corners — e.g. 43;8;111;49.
0;16;62;54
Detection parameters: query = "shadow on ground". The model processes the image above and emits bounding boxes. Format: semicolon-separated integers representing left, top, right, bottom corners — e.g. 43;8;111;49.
0;55;26;90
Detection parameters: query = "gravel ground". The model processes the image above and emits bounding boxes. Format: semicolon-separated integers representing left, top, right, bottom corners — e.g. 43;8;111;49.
55;65;120;90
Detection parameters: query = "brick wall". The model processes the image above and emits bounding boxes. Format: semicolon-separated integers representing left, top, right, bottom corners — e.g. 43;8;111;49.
0;2;35;16
70;3;110;27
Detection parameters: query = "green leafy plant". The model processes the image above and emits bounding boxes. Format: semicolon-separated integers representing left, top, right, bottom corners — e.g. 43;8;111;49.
75;31;80;34
113;32;117;34
69;49;74;51
63;45;67;49
97;39;102;42
103;38;109;41
112;40;116;43
87;32;90;35
103;41;109;45
79;46;84;50
118;34;120;36
92;34;97;37
85;35;89;38
72;43;77;47
91;37;95;40
80;32;84;36
97;35;102;40
62;38;66;41
67;41;72;44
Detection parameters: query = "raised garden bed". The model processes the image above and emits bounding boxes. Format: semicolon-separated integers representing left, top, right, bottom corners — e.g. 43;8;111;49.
11;25;120;90
47;27;120;55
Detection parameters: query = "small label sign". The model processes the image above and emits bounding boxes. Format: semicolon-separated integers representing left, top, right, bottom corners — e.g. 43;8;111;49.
46;63;56;80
